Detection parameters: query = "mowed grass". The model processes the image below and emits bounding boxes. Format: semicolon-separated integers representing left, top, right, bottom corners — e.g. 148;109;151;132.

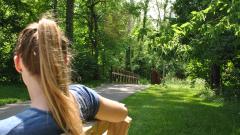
0;85;29;106
0;81;100;107
123;83;240;135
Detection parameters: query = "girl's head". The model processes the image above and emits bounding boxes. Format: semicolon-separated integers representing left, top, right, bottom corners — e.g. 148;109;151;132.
14;18;83;135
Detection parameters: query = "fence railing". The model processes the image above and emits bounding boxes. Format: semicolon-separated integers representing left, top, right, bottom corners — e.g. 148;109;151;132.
110;68;139;84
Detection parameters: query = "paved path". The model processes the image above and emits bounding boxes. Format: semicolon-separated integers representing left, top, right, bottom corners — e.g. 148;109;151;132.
0;84;148;120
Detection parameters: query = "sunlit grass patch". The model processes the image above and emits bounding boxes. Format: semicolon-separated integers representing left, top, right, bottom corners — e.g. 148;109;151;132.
123;82;240;135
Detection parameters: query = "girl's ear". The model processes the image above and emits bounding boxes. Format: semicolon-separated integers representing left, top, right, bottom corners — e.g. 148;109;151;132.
64;55;70;65
14;55;22;73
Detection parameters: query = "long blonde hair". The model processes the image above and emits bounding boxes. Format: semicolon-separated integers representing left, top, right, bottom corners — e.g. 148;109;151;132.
15;18;83;135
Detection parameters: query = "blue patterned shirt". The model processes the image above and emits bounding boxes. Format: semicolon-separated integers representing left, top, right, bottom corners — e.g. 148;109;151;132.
0;84;100;135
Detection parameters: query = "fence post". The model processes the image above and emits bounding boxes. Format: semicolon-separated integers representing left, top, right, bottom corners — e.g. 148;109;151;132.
110;66;113;83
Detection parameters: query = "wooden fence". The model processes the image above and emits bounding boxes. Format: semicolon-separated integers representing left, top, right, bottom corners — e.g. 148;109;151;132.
110;68;139;84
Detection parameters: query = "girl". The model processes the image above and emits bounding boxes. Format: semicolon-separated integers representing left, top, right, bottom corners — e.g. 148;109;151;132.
0;18;128;135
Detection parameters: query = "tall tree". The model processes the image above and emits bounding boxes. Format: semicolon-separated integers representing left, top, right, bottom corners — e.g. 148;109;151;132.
53;0;58;18
163;0;168;20
86;0;104;80
155;0;162;27
66;0;74;42
125;0;135;71
138;0;150;42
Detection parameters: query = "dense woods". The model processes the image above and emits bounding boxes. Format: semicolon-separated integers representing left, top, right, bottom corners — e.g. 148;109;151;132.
1;0;240;100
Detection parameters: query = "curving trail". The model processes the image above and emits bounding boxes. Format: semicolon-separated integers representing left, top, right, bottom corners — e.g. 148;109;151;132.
0;84;148;120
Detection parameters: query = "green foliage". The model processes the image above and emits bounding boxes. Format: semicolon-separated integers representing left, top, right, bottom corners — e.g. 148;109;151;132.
1;0;240;100
71;50;97;82
132;54;151;78
186;60;209;81
0;0;51;83
139;77;150;85
222;61;240;100
0;0;134;82
173;0;211;23
172;0;240;98
123;1;142;17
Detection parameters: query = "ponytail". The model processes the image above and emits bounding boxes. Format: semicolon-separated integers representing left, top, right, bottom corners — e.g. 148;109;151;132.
15;18;83;135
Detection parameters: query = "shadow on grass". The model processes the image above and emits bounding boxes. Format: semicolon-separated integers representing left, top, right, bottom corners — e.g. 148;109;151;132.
123;85;240;135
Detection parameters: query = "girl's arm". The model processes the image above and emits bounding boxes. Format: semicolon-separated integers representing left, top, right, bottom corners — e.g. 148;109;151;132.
95;95;128;123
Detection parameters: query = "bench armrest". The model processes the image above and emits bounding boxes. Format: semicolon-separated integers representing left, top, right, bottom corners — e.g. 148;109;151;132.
84;116;132;135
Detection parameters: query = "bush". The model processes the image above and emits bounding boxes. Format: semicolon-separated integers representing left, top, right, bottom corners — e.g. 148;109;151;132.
222;61;240;101
139;78;150;85
71;50;97;82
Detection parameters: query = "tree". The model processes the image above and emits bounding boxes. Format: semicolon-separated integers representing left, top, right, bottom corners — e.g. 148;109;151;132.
173;0;240;97
52;0;58;18
66;0;75;42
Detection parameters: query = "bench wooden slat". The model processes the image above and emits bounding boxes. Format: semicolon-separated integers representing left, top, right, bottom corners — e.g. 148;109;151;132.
84;116;132;135
107;117;132;135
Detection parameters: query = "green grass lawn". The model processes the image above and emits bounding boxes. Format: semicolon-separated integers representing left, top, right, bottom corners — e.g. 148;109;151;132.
0;85;29;106
1;81;240;135
0;81;102;106
123;83;240;135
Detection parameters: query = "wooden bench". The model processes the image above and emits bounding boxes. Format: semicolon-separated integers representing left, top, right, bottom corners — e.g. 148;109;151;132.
83;116;132;135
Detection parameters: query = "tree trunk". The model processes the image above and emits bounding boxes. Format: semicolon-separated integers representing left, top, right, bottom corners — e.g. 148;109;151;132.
87;1;100;80
102;48;106;77
210;64;221;95
162;62;165;84
155;0;162;27
125;0;134;71
125;46;131;70
93;4;100;80
66;0;74;42
137;0;149;53
163;0;169;20
53;0;58;18
140;0;149;41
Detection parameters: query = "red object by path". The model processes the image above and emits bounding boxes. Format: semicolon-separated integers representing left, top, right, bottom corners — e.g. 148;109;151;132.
151;69;161;84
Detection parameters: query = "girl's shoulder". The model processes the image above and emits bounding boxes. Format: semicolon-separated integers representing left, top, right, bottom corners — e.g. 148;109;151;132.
0;108;62;135
0;114;23;135
69;84;99;102
69;84;100;121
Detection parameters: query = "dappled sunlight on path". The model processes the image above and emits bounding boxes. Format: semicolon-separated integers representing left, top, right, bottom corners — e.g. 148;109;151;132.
96;84;148;101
